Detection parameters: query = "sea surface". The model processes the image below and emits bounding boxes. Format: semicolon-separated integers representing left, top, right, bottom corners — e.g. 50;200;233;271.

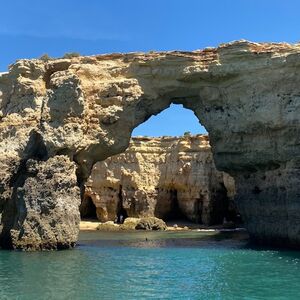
0;230;300;299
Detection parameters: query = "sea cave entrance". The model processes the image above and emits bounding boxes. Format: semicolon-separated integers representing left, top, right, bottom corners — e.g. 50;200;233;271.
164;189;186;221
80;195;97;220
155;188;190;223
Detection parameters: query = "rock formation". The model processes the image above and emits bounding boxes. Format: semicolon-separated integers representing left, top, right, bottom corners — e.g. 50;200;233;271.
83;135;235;225
135;217;167;231
1;40;300;249
0;156;80;250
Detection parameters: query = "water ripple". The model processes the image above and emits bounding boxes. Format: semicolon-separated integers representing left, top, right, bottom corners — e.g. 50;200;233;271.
0;231;299;299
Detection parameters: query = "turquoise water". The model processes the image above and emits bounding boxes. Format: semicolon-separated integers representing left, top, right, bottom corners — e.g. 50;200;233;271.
0;231;300;299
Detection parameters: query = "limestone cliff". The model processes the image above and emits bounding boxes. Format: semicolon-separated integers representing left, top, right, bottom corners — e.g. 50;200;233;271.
1;40;300;249
83;135;235;225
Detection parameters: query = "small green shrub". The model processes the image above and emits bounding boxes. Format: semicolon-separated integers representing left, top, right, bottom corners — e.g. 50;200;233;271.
63;52;81;59
39;54;51;61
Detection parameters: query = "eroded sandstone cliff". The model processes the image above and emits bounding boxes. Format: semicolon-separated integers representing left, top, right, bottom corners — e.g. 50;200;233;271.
1;40;300;249
83;135;235;226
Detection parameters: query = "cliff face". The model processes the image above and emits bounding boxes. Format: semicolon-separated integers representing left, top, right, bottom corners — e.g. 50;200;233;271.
1;40;300;249
0;156;80;250
83;135;235;225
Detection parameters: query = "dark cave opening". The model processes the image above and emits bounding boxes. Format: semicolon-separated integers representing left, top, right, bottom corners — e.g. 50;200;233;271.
80;196;97;220
194;197;204;224
116;186;128;223
162;189;189;222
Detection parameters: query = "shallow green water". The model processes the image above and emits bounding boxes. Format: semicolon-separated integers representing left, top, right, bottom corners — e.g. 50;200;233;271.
1;230;300;299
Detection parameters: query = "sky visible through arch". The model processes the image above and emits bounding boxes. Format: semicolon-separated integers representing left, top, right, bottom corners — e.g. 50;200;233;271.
132;104;207;136
1;0;299;136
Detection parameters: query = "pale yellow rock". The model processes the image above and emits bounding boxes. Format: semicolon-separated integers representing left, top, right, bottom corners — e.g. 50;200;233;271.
96;222;120;231
80;221;100;230
2;41;300;249
119;217;141;230
84;135;235;225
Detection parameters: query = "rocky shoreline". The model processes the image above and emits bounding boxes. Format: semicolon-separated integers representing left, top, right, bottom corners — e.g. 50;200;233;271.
80;218;240;232
1;40;300;249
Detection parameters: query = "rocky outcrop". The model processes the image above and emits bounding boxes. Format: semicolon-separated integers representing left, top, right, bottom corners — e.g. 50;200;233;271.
0;156;80;250
1;40;300;249
83;135;235;225
135;217;167;231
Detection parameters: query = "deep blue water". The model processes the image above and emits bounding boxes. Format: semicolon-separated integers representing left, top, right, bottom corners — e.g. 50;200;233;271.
0;231;300;299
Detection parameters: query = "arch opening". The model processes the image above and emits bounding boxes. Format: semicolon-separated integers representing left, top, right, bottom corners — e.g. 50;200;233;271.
132;103;207;137
84;103;238;228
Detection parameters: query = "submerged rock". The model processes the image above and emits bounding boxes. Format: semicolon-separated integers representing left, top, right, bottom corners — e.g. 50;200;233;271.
135;217;167;231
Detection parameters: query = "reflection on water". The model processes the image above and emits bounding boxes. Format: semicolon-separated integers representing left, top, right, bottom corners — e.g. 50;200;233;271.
78;230;248;249
0;231;300;299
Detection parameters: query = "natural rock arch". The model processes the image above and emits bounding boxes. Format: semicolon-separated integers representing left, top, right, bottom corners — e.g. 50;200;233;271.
1;40;300;249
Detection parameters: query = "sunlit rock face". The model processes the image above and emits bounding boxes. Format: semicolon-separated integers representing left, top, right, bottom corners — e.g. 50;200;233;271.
83;135;235;225
1;40;300;249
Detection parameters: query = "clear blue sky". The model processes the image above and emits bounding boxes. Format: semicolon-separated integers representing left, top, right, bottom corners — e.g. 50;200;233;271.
1;0;299;136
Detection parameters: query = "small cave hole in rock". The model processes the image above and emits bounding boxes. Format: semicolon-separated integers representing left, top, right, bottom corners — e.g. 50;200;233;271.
80;196;97;220
116;185;128;224
194;197;204;224
161;189;189;222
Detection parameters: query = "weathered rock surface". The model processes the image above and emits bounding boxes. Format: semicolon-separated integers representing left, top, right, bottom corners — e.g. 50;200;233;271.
1;40;300;249
83;135;235;225
0;156;80;250
135;217;167;231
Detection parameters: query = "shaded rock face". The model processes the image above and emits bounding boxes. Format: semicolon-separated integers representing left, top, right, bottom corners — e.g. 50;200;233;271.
1;40;300;249
83;135;235;225
0;156;80;250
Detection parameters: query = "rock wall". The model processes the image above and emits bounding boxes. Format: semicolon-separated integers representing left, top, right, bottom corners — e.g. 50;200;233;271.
83;135;235;225
0;156;80;250
1;40;300;249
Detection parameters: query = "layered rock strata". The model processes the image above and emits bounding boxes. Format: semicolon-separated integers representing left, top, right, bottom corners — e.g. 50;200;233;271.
83;135;235;225
1;40;300;249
